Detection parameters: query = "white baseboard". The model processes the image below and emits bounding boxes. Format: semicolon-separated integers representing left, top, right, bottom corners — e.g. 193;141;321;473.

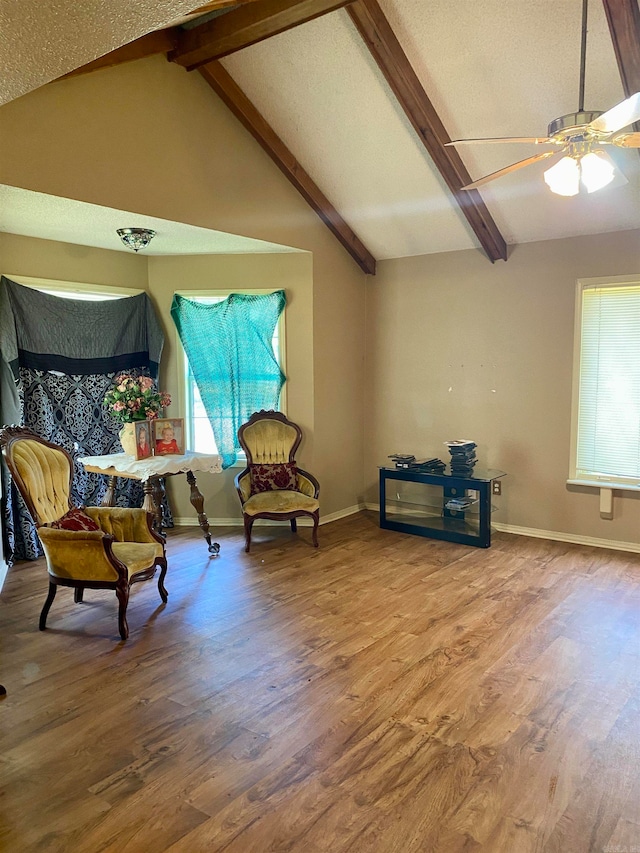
364;502;640;554
491;522;640;554
320;503;365;524
0;559;8;593
173;503;364;529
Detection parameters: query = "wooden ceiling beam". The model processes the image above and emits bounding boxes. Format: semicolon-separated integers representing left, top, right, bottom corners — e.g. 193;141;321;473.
171;0;353;70
198;61;376;274
191;0;263;12
53;1;266;82
602;0;640;95
347;0;507;263
56;30;178;80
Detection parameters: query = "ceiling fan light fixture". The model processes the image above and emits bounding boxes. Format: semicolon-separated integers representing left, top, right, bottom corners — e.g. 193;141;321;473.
580;150;615;192
448;0;640;195
544;156;580;196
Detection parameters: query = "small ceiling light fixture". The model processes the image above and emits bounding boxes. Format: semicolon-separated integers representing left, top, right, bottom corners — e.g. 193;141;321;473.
116;227;156;252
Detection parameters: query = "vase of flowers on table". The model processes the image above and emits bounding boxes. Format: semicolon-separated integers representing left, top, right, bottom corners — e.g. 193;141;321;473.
104;374;172;456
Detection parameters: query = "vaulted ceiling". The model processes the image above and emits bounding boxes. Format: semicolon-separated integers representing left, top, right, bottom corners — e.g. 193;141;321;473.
2;0;639;274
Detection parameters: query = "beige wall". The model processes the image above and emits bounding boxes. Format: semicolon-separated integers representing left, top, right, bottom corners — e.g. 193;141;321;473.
147;251;314;521
0;56;368;519
365;229;640;545
9;56;637;545
0;232;148;290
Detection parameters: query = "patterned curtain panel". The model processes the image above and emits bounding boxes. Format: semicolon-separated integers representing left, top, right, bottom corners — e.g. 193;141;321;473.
171;291;286;468
0;278;169;562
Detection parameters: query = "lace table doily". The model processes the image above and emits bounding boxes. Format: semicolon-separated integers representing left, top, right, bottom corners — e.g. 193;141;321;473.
78;450;223;481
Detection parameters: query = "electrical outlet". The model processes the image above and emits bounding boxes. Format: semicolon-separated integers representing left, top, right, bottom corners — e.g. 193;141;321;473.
492;480;502;496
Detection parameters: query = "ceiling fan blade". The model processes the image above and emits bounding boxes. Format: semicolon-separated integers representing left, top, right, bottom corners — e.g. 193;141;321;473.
447;136;552;146
590;92;640;134
460;151;560;190
612;132;640;148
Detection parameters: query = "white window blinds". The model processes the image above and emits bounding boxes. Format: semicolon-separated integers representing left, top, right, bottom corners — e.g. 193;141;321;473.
576;281;640;482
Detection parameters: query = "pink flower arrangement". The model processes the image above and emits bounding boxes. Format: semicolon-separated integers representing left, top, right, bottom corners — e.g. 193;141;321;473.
104;374;171;424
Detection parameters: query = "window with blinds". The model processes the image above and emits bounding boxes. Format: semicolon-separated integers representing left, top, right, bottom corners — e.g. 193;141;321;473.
571;277;640;487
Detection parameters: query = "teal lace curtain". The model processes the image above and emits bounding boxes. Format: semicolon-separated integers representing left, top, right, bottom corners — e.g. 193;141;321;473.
171;291;286;468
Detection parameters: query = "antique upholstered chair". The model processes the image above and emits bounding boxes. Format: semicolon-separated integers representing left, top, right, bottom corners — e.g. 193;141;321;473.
0;426;167;641
234;411;320;552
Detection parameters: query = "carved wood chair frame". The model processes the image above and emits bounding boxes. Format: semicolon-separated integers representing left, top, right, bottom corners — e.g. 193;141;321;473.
0;425;167;640
234;410;320;552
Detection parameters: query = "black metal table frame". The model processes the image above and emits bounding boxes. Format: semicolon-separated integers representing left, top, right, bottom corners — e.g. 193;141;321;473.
379;467;500;548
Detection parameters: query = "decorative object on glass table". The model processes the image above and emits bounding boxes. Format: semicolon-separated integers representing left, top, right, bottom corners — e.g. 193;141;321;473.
388;453;415;468
408;458;447;472
445;440;478;474
444;496;478;511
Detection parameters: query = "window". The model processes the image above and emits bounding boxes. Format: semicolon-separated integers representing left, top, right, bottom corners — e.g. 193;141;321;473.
177;291;285;456
5;274;142;301
570;275;640;489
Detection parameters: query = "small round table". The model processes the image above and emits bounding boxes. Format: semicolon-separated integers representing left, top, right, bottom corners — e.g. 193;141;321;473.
79;451;223;555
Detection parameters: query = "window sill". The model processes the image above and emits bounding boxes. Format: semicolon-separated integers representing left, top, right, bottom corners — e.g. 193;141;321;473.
567;478;640;492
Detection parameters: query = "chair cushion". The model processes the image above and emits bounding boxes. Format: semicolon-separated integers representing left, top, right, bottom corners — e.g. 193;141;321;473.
250;462;298;495
243;489;319;516
50;507;100;531
112;542;162;577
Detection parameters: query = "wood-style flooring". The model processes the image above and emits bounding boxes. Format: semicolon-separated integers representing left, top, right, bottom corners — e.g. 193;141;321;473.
1;512;640;852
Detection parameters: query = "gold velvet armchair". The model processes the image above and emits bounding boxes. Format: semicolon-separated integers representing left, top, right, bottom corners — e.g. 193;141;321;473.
235;411;320;552
0;426;167;641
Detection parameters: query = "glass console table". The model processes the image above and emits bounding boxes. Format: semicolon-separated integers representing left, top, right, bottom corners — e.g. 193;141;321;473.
379;466;506;548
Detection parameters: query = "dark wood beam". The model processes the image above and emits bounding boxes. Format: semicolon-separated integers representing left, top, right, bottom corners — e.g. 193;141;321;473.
53;1;265;82
602;0;640;95
191;0;263;12
166;0;265;26
56;30;178;80
347;0;507;263
171;0;352;70
198;61;376;274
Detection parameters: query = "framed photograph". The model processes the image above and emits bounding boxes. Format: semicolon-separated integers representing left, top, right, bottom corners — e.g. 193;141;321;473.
134;420;153;460
153;418;184;456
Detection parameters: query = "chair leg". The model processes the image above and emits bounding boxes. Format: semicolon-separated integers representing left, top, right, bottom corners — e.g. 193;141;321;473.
157;558;168;604
39;581;57;630
244;515;253;553
116;584;130;641
312;511;319;548
74;587;84;603
290;518;297;532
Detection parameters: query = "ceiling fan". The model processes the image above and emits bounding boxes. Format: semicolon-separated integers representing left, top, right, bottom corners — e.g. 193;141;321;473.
447;0;640;195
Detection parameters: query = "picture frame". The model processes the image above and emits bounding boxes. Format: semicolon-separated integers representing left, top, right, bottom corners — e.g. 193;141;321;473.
153;418;184;456
134;420;153;460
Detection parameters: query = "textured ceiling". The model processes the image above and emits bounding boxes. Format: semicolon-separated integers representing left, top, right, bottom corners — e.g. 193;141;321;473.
0;185;300;255
222;0;640;259
1;0;638;262
0;0;198;105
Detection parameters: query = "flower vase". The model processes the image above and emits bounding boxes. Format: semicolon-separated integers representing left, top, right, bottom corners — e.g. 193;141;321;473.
119;422;137;456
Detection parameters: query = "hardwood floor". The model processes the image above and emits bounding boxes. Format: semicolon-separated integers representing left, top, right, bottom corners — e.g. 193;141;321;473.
1;512;640;852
